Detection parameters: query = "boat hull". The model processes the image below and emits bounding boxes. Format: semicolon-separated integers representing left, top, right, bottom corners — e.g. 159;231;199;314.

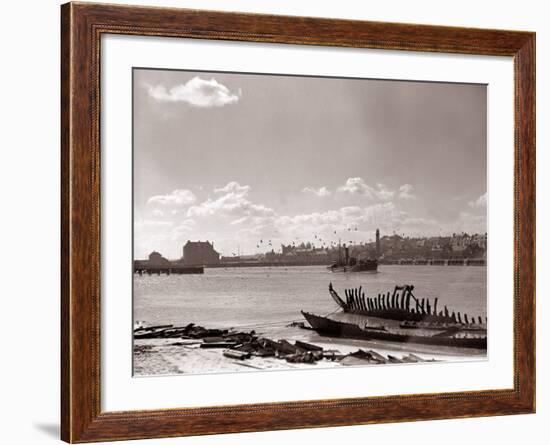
328;261;378;273
301;311;486;349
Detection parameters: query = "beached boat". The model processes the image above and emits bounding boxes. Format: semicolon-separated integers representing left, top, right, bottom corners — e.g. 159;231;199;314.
301;311;487;349
328;282;486;326
300;283;487;349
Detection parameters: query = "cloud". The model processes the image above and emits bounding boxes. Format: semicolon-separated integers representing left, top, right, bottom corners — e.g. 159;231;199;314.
171;218;197;239
187;182;275;219
398;184;416;200
214;181;250;196
134;219;174;228
468;192;487;208
275;202;404;234
337;178;395;201
449;211;486;234
302;186;332;197
146;77;241;107
147;189;197;206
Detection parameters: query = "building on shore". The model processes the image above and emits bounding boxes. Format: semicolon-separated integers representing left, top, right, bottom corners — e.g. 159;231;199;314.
146;251;171;267
183;240;220;265
134;250;171;268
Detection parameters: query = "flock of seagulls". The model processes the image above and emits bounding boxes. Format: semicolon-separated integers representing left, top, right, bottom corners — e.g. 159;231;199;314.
231;227;373;255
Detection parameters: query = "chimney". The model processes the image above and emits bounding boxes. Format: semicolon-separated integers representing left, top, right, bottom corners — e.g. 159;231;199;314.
344;244;349;265
376;228;380;258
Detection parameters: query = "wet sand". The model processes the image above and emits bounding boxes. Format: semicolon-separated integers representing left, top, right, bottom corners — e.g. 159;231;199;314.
133;336;478;377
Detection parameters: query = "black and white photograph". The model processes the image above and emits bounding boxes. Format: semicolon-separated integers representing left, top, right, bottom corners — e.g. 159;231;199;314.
132;68;488;376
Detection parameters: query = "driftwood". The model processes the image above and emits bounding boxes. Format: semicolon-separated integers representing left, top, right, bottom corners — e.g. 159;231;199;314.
134;321;435;367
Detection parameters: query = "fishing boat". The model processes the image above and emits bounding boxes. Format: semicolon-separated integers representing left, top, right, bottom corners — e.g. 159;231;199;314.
328;242;377;273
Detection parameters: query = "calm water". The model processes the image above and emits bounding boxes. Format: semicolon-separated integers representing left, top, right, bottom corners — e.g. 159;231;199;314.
134;265;486;357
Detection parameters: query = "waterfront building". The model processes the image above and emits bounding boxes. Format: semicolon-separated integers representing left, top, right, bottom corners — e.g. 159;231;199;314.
147;251;171;266
183;240;220;265
471;233;488;249
133;251;171;269
451;233;470;252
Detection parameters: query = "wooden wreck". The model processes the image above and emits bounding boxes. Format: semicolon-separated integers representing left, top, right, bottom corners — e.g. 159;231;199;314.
301;283;487;350
328;282;486;327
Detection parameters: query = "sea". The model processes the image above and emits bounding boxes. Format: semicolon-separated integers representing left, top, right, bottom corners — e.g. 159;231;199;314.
134;265;487;359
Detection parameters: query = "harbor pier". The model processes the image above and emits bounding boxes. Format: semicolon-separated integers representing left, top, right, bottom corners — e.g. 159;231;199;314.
134;265;204;275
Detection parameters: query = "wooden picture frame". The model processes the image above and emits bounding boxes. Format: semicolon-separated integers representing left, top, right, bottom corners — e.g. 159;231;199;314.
61;2;535;442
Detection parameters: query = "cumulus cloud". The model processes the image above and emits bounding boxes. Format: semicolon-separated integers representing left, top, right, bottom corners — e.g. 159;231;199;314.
146;77;241;107
214;181;250;196
468;192;487;208
398;184;416;200
337;178;395;201
302;186;332;197
147;189;197;206
275;202;404;233
187;181;275;219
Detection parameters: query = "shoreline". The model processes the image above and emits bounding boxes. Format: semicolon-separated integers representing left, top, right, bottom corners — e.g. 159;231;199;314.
133;323;485;376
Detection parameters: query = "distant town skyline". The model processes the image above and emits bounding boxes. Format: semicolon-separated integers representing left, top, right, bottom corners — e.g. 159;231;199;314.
134;69;487;259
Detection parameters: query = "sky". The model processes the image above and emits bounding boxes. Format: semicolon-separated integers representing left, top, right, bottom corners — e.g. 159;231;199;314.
133;68;487;259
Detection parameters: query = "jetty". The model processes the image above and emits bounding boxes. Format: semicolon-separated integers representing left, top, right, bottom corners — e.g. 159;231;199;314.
380;258;485;266
134;264;203;275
